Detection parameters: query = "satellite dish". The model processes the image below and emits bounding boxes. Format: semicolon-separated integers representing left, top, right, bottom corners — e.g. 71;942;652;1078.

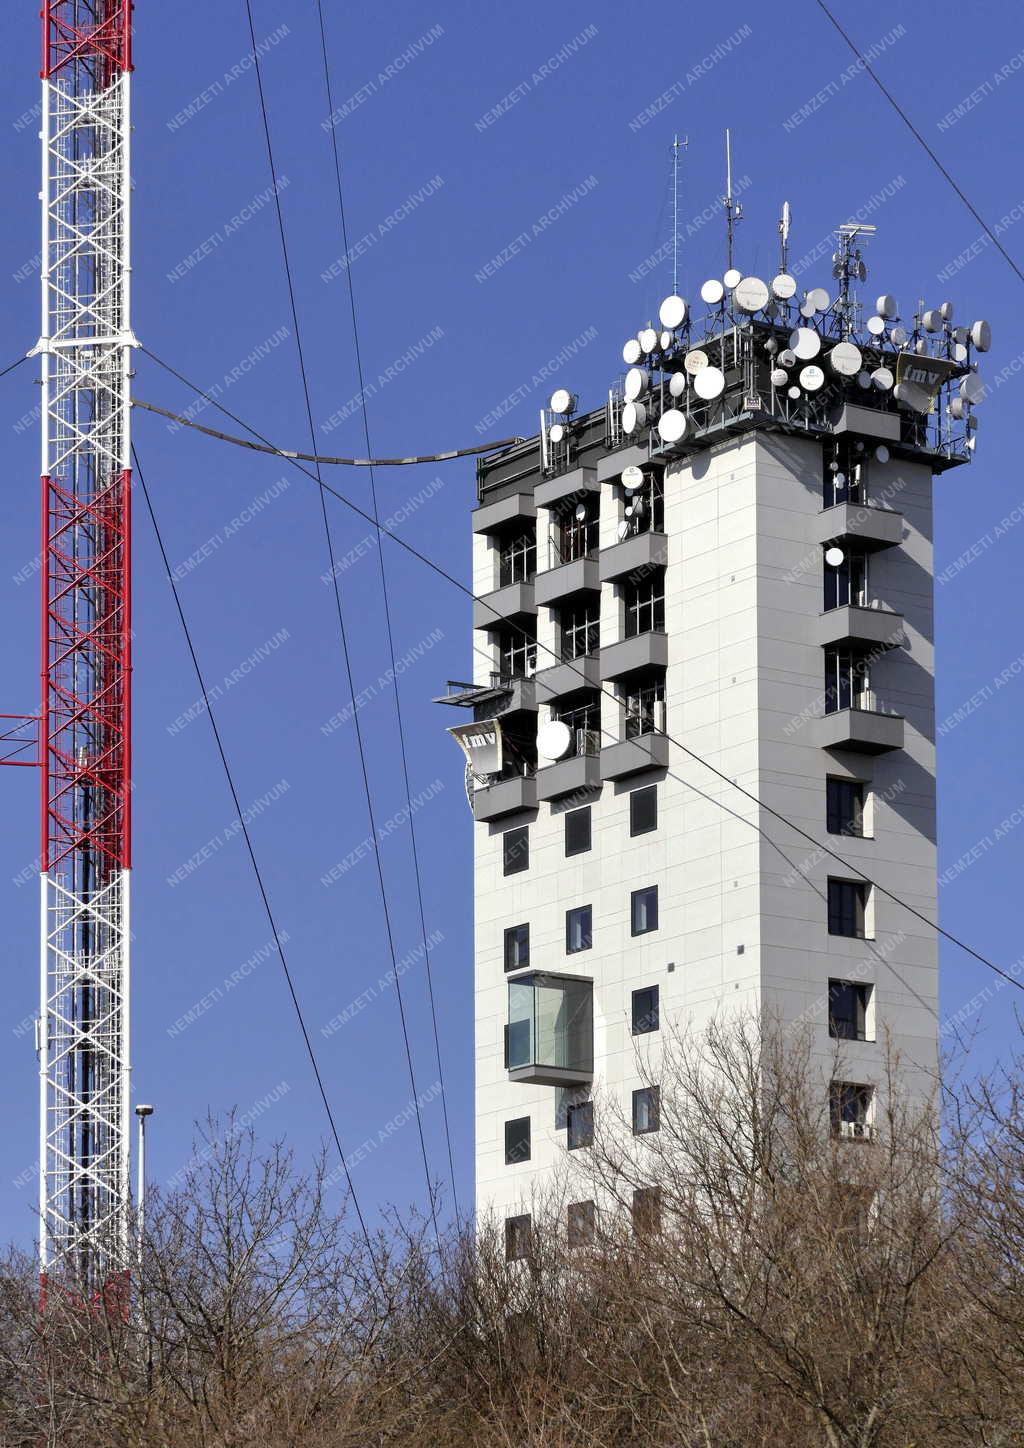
940;301;955;321
574;502;587;521
770;367;789;387
876;295;898;320
734;276;770;312
550;388;574;414
922;309;942;334
961;373;986;405
624;504;634;518
622;338;642;365
825;547;845;568
624;367;647;401
856;370;872;389
684;349;709;375
871;366;894;391
790;327;821;360
694;366;725;400
765;338;779;354
659;330;673;350
771;272;797;300
787;386;801;400
829;341;862;376
617;520;630;541
971;319;992;352
874;445;890;463
537;719;573;762
639;328;658;354
954;342;968;363
657;409;688;443
833;471;845;486
779;348;797;368
800;364;825;392
549;423;565;444
890;327;908;347
723;268;742;289
949;395;967;420
799;299;816;319
866;315;886;336
700;278;725;305
621;465;644;490
668;371;686;398
622;400;647;433
808;287;831;313
915;339;929;356
659;294;687;329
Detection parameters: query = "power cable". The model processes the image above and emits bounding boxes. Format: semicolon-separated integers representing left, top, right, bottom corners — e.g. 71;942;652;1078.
242;0;441;1244
138;344;1023;997
312;0;459;1218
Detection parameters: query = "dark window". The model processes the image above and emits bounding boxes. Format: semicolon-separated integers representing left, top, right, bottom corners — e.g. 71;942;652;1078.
565;806;592;857
566;905;592;954
624;572;665;637
630;785;658;836
824;648;871;714
567;1199;596;1246
557;496;599;563
503;827;529;877
505;1213;532;1260
498;530;536;586
632;1186;661;1237
829;1082;874;1140
828;878;868;938
824;549;867;611
504;923;530;972
823;447;866;508
828;979;872;1041
827;777;865;837
631;885;659;936
632;985;660;1035
504;1116;531;1165
560;600;600;660
632;1086;660;1135
567;1101;594;1150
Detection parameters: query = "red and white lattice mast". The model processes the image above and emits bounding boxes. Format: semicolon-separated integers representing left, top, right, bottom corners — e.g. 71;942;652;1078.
35;0;134;1294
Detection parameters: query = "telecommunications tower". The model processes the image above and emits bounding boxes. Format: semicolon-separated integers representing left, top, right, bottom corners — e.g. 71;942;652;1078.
35;0;135;1293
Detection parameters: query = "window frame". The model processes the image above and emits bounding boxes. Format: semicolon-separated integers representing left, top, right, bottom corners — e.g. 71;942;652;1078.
632;1185;661;1237
503;826;529;877
564;806;592;857
632;1085;661;1136
504;1116;531;1165
827;877;869;939
826;777;866;837
565;904;593;955
505;1213;532;1261
567;1198;596;1247
828;978;873;1042
631;984;660;1035
503;923;530;973
624;572;666;638
566;1100;594;1151
630;785;658;836
631;884;659;937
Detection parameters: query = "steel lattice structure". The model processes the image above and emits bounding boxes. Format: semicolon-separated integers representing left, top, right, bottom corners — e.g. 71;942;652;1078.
37;0;134;1294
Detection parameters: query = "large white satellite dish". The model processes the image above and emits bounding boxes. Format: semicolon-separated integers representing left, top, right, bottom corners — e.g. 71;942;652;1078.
723;267;742;289
871;366;894;391
694;366;725;400
971;319;992;352
537;719;573;762
659;295;687;329
549;423;565;444
622;400;648;433
624;367;647;401
622;338;642;365
790;327;821;360
829;341;862;376
808;287;831;313
825;546;845;568
621;465;645;490
770;367;789;387
961;372;986;405
771;272;797;300
639;327;658;354
668;371;686;398
800;364;825;392
657;409;688;443
876;295;898;320
700;278;725;305
940;301;954;321
550;387;574;414
866;315;886;336
684;349;709;375
734;276;770;313
659;331;673;351
922;310;942;334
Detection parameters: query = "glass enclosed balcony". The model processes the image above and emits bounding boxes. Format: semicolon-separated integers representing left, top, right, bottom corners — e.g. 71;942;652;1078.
505;973;593;1086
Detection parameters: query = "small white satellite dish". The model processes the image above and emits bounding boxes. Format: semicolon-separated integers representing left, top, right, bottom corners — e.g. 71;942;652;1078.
876;295;898;320
971;319;992;352
954;342;968;363
621;465;645;490
808;286;831;313
833;471;845;487
624;367;647;401
770;367;789;387
961;372;986;405
549;423;565;444
800;364;825;392
866;315;886;336
871;366;894;391
949;395;967;420
694;366;725;400
537;719;573;762
825;547;845;568
734;276;770;312
787;385;801;400
771;272;797;300
779;348;797;368
657;409;688;443
668;371;686;398
622;400;648;433
622;338;642;365
550;387;574;414
658;330;673;351
700;278;725;305
684;349;709;375
639;327;658;354
799;299;816;319
940;301;955;321
790;327;821;360
922;310;942;334
914;339;928;356
625;504;634;518
574;502;587;521
723;267;742;289
890;326;908;347
856;370;872;389
617;520;631;540
659;294;688;329
874;445;890;463
829;341;862;376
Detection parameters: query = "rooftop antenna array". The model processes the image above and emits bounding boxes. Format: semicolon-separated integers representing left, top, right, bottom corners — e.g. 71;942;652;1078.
671;133;688;298
724;129;743;274
779;201;792;275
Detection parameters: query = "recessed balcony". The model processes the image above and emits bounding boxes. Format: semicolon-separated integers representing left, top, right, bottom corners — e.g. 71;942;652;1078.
471;773;537;821
600;732;670;780
536;750;602;801
505;973;593;1086
812;708;905;755
599;530;669;584
600;630;668;681
473;580;536;631
816;503;903;553
816;606;904;651
534;556;600;606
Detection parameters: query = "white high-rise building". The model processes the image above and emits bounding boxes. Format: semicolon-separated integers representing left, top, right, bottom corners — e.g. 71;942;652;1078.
439;237;986;1243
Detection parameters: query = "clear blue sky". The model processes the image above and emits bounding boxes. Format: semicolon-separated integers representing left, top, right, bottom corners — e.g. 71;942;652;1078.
0;0;1021;1242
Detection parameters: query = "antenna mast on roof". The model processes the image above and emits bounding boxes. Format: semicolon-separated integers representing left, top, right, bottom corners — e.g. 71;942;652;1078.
724;128;743;271
671;133;688;296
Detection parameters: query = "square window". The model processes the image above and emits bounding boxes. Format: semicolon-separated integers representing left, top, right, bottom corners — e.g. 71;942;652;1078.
631;985;660;1035
827;778;865;837
565;806;592;857
567;1101;594;1150
631;885;659;936
630;785;658;836
566;904;593;954
632;1186;661;1237
504;1116;531;1165
828;878;868;938
505;1213;531;1260
828;979;872;1041
567;1199;596;1246
632;1086;660;1135
829;1082;875;1141
503;826;529;876
504;923;530;973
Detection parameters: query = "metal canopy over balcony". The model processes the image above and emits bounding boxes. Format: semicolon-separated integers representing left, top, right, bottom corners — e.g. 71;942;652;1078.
816;606;904;651
536;751;601;801
534;653;600;702
816;503;904;553
506;973;593;1085
473;580;536;631
812;708;905;754
599;530;669;583
601;732;670;779
535;466;599;509
472;491;537;535
600;630;668;681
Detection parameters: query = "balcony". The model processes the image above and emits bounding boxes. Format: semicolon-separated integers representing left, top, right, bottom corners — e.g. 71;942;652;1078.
601;732;669;780
535;466;599;509
816;605;904;651
434;674;536;718
596;444;650;482
534;555;600;606
472;491;537;535
534;653;600;702
471;773;537;822
506;973;593;1086
599;530;669;584
812;707;904;755
473;579;536;631
600;630;668;681
536;748;602;801
816;503;903;553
